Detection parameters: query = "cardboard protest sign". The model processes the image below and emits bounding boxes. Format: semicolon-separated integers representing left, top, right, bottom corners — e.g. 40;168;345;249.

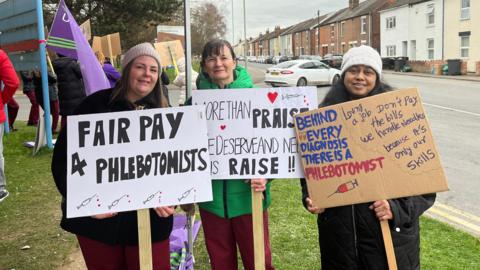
101;32;121;58
294;88;448;208
154;40;184;67
193;87;318;179
66;106;212;218
92;33;122;59
79;19;91;41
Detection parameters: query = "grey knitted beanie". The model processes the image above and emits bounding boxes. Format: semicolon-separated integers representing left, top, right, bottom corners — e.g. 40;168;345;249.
122;42;162;69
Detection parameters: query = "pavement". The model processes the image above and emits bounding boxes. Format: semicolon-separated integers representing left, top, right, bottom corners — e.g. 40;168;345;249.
383;70;480;82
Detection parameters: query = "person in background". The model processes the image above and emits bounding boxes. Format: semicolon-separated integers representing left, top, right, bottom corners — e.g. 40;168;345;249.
52;54;85;130
52;43;177;269
33;69;60;134
194;39;275;270
300;45;435;270
20;70;39;126
6;97;19;131
0;49;20;202
159;68;171;106
95;51;121;88
173;57;198;105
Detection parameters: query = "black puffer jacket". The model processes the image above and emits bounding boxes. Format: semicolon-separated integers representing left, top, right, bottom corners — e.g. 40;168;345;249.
301;179;435;270
52;57;85;116
51;88;173;245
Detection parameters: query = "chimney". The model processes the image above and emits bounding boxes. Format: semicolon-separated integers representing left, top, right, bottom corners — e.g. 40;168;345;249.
349;0;359;9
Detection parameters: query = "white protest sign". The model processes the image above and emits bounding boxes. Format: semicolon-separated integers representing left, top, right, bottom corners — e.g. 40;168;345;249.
66;106;212;218
192;87;318;179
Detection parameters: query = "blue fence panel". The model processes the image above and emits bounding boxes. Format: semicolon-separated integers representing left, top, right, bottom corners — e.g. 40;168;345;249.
0;0;36;19
0;0;37;45
8;51;41;71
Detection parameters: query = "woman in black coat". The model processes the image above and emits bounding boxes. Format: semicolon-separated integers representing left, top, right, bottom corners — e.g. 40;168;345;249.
300;45;435;270
52;43;175;269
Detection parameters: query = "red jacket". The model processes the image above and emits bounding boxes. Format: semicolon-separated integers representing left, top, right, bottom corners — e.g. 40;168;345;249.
0;49;19;123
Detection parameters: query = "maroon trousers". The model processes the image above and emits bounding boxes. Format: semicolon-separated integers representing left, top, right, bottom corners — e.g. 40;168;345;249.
200;208;275;270
50;100;59;133
77;235;170;270
6;97;18;129
24;91;39;125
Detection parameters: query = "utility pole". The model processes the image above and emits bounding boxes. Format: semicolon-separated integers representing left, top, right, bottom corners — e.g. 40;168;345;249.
232;0;235;44
317;10;320;55
243;0;247;68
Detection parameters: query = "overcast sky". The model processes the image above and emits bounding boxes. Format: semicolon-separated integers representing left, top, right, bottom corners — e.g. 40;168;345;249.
224;0;350;43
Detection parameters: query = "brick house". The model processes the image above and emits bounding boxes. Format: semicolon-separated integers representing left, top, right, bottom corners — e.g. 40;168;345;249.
319;0;395;56
291;18;317;56
309;13;331;55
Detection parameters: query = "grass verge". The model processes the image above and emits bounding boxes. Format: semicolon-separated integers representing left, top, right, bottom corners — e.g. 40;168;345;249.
0;123;479;269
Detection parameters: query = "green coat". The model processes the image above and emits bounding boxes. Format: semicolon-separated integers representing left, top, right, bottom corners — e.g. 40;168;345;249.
197;65;272;218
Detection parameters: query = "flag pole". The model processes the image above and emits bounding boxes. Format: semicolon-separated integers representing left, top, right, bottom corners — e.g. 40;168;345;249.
36;0;53;149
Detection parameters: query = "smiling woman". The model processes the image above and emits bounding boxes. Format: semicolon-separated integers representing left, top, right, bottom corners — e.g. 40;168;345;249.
193;39;276;270
300;45;436;270
52;43;176;270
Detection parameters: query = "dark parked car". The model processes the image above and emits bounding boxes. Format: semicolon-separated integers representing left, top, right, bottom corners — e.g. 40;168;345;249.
321;54;343;69
264;56;274;64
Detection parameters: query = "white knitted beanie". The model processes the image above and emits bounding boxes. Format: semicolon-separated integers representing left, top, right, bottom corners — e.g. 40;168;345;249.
340;45;382;77
122;42;162;70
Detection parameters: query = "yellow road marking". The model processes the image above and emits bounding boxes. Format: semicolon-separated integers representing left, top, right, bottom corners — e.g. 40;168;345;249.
427;207;480;234
434;202;480;223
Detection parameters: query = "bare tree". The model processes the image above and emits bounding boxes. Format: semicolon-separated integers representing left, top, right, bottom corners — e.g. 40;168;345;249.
191;2;227;55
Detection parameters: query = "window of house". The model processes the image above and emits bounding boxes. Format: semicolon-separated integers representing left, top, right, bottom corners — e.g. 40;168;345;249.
461;0;470;20
460;36;469;58
340;22;345;37
341;43;346;54
386;16;396;29
330;24;335;38
426;4;434;25
427;38;434;59
361;16;367;34
386;45;396;57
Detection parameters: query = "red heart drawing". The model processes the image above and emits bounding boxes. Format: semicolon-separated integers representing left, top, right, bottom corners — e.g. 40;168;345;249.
267;91;278;103
220;125;227;130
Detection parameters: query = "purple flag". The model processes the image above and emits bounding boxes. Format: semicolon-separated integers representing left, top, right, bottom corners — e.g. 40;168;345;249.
47;0;110;95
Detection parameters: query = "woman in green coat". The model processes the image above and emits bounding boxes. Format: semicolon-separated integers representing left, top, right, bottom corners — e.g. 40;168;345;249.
195;39;275;270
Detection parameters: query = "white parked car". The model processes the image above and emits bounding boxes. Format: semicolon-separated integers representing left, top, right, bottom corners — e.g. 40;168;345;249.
264;59;341;87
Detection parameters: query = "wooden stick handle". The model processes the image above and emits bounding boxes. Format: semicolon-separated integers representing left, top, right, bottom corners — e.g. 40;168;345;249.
251;189;265;270
137;209;153;270
380;219;398;270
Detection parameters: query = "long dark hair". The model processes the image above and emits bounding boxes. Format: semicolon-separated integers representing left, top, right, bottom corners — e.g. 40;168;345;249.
321;73;393;107
109;60;168;108
200;39;236;70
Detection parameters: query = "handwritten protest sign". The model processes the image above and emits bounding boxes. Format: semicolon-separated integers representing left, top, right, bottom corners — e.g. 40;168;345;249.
193;87;318;179
154;40;184;67
294;88;448;208
66;106;212;218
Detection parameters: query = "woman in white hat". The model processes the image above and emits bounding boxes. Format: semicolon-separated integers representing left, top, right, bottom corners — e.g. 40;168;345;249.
52;43;174;269
300;45;436;270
